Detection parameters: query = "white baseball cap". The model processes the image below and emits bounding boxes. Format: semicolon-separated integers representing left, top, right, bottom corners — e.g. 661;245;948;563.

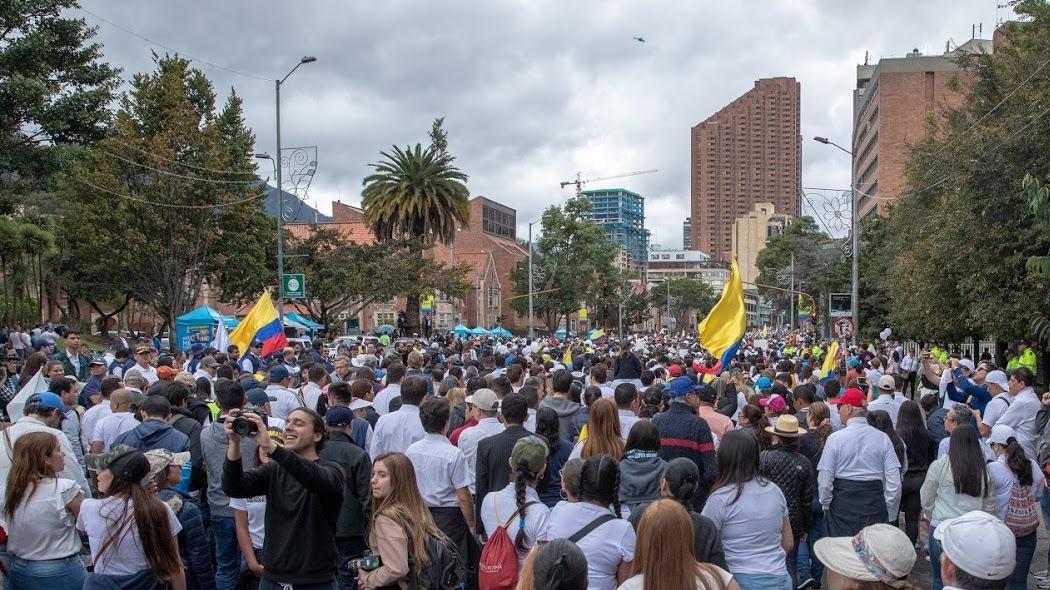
877;374;896;392
986;423;1016;446
934;511;1016;580
348;398;374;412
985;369;1009;392
958;358;975;372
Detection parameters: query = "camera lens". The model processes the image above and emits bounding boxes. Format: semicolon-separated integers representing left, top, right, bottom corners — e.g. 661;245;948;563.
232;416;257;436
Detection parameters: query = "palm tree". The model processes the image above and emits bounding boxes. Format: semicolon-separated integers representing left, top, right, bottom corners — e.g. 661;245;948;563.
361;143;469;335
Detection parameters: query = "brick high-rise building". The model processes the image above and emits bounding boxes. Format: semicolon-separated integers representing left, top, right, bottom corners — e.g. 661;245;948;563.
852;38;991;217
690;77;801;261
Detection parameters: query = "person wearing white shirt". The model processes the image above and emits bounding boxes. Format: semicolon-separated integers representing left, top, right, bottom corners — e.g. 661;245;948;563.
614;383;641;439
868;375;903;428
936;404;997;463
0;393;92;497
994;368;1041;461
90;390;141;453
406;398;476;568
817;391;901;537
975;370;1011;437
81;387;114;450
299;365;327;413
370;376;427;459
264;366;303;422
372;363;406;415
479;436;552;568
456;389;505;494
130;347;158;385
985;424;1045;520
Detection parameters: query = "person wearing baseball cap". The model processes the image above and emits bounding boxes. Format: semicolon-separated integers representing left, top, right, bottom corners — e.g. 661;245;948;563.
817;386;902;538
131;345;159;385
79;445;184;582
653;375;717;511
869;374;903;427
974;369;1011;438
934;511;1016;590
813;523;918;590
985;423;1045;588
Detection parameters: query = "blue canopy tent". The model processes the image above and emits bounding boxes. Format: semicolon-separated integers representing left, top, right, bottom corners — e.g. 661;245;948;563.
175;306;230;352
452;324;471;336
470;326;490;336
554;329;577;339
286;312;323;335
489;327;512;338
374;324;395;335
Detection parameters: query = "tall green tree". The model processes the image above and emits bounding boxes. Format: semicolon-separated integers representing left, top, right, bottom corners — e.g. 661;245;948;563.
0;0;120;213
507;196;618;332
361;141;470;335
756;216;849;330
60;55;275;347
662;277;717;330
871;0;1050;343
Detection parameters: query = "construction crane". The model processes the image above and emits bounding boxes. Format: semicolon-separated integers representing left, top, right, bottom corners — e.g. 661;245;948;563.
560;169;658;197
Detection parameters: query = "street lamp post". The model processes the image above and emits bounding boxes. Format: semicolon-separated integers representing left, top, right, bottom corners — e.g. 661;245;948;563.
527;220;539;339
270;56;317;326
814;136;858;345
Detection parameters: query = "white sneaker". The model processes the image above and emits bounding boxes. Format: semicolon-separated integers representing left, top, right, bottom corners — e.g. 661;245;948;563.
1037;570;1050;581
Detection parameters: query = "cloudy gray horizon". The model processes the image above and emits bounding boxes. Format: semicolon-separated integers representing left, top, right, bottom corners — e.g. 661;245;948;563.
77;0;1012;248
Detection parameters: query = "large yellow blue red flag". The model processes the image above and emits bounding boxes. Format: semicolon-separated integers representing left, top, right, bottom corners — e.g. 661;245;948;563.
821;340;841;375
229;291;287;357
697;259;747;370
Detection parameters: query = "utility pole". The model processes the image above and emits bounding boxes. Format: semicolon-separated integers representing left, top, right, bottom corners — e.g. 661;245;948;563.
666;280;672;331
527;220;537;339
789;252;795;331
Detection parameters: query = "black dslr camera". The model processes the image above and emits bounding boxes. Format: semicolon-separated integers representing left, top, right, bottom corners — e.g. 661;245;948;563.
346;551;382;574
230;406;268;436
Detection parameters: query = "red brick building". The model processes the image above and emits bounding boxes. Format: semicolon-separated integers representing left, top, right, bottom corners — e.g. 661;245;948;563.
852;39;990;217
286;195;526;333
690;77;801;260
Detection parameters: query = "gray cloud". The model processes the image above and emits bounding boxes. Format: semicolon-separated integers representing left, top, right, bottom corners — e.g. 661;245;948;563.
80;0;1011;248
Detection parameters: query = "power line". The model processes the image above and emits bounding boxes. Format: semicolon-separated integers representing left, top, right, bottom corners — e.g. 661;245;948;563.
73;176;268;209
109;138;261;176
99;149;265;185
78;7;268;81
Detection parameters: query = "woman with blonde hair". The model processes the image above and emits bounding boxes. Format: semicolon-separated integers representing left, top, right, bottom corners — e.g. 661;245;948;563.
360;452;453;590
569;398;625;460
618;499;735;590
1;432;86;589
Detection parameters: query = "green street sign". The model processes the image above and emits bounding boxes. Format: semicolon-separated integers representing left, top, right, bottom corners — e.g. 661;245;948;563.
282;274;305;299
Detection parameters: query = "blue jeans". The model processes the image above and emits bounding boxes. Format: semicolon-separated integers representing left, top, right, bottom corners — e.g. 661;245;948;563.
1042;493;1050;573
734;572;793;590
212;515;241;590
784;536;800;587
7;554;86;590
1011;531;1037;590
797;501;825;584
928;525;943;590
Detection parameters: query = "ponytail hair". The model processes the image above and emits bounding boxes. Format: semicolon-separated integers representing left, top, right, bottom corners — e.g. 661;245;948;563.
580;454;621;518
514;459;540;551
1005;437;1034;487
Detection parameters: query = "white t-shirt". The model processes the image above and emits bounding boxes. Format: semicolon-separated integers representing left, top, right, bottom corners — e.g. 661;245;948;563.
701;479;788;576
617;567;733;590
229;495;267;549
546;501;635;590
480;483;551;567
81;403;113;449
91;412;140;451
77;496;182;575
0;477;82;560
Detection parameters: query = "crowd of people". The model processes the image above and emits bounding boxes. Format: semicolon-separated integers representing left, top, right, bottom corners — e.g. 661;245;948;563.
0;323;1045;590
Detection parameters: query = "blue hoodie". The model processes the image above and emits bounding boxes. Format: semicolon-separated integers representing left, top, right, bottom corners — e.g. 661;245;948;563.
113;418;190;453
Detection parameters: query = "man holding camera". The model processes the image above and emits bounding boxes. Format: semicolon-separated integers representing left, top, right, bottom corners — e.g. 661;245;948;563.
223;405;345;589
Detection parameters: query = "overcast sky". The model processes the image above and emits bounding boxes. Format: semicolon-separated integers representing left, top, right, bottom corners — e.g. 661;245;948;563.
78;0;1012;248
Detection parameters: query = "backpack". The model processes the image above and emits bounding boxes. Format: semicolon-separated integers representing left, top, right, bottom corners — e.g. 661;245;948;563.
478;501;537;590
409;532;465;590
1004;483;1039;536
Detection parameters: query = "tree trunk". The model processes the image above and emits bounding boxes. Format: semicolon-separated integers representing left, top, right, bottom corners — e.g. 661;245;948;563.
404;293;421;337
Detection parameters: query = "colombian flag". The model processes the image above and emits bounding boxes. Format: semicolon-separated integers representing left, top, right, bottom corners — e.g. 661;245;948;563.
230;291;287;358
696;259;747;374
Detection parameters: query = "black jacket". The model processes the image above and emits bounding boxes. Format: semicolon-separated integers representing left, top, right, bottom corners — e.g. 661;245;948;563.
475;424;532;536
759;443;815;538
612;353;642;380
223;446;345;584
170;408;205;492
318;431;373;539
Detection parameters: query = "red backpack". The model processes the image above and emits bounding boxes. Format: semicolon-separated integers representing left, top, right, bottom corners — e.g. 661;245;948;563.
478;501;536;590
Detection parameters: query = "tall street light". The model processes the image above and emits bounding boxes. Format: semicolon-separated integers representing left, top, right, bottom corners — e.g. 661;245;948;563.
814;136;858;345
271;56;317;326
527;219;540;339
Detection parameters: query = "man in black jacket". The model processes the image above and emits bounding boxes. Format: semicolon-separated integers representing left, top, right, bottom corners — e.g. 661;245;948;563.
474;393;531;536
223;406;345;587
161;381;205;492
319;405;372;590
